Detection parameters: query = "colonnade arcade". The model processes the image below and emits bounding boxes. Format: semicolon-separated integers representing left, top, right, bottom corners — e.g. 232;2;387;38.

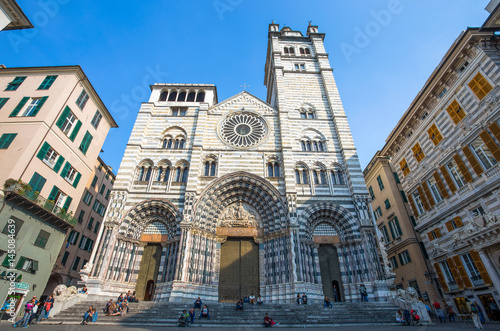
88;172;384;303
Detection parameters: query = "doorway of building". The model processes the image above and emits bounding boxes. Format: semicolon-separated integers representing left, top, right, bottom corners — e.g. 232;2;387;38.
332;280;342;302
318;244;343;299
135;243;162;301
219;238;259;302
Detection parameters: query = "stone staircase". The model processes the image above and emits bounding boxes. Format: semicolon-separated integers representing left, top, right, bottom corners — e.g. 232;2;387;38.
39;300;400;327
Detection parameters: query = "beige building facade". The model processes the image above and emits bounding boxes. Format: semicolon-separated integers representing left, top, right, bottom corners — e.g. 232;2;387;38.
364;152;441;304
46;157;115;292
0;65;117;314
380;4;500;321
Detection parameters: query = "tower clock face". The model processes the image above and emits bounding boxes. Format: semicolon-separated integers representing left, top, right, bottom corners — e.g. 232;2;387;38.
218;112;268;148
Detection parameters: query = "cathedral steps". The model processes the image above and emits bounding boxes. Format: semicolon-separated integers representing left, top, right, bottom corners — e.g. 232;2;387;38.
38;300;401;327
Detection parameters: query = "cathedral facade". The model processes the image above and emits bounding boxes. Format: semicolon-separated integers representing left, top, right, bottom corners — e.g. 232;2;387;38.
85;24;389;303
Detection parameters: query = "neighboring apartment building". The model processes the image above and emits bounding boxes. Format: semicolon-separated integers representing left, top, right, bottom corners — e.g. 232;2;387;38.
45;157;115;293
380;4;500;321
0;65;117;314
364;152;441;304
0;0;33;31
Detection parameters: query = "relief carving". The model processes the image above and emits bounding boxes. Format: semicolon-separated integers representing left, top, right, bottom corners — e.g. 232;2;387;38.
219;201;260;228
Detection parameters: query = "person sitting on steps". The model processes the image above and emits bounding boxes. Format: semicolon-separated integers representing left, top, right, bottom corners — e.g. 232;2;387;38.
302;293;308;305
249;293;256;304
244;295;250;303
264;312;279;327
324;296;333;309
194;297;202;309
236;299;244;311
296;293;302;305
200;305;210;319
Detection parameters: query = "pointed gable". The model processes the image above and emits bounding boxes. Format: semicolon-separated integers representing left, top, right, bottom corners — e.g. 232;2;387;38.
208;91;276;115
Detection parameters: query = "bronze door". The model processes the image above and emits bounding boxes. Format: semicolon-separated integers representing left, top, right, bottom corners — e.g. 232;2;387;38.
135;244;162;301
318;244;343;299
219;238;259;302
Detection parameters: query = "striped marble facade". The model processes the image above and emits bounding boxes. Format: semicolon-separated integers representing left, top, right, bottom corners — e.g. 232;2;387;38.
85;24;389;303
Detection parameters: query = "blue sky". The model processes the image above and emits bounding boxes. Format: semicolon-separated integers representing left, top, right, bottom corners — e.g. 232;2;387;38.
0;0;491;172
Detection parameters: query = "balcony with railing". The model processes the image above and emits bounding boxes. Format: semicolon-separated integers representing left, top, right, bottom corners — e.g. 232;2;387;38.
3;183;77;230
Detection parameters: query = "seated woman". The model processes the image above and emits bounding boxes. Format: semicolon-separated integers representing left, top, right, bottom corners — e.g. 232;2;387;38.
117;294;124;303
199;305;210;319
120;300;129;316
81;306;94;325
178;311;188;327
296;294;302;305
302;293;308;305
79;286;88;294
236;299;244;311
107;303;121;316
396;310;405;324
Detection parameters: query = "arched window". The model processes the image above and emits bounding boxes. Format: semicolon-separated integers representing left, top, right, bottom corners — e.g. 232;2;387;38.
306;141;312;151
320;170;327;184
289;47;295;54
314;169;327;185
301;141;306;151
318;141;324;151
299;108;316;119
187;91;196;102
300;48;305;54
284;47;289;54
179;139;185;149
196;92;205;102
305;48;311;55
295;166;308;184
156;167;163;181
313;141;319;151
177;91;186;102
138;164;152;181
159;91;168;101
204;159;217;176
162;137;173;149
267;161;280;177
331;169;345;185
168;91;177;101
175;164;189;182
157;164;171;182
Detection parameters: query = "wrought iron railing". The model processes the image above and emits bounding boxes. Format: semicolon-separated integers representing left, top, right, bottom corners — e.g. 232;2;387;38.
4;184;77;226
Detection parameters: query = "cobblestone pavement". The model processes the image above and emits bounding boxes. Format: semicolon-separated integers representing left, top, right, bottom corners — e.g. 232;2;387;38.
1;321;499;331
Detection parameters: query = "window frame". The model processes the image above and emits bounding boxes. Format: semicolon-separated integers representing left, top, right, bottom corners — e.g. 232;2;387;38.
38;75;58;90
5;76;26;91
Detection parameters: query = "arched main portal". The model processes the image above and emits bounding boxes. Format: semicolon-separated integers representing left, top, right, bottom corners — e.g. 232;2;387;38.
175;172;289;302
299;202;378;302
90;199;181;301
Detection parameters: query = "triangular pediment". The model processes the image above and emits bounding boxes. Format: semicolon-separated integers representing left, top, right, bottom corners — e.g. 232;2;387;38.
208;91;276;114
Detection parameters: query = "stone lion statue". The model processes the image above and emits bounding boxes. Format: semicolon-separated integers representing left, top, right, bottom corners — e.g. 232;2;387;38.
53;284;78;300
53;284;70;298
405;287;420;303
396;288;406;299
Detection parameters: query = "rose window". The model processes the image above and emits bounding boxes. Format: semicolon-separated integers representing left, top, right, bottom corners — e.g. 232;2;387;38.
219;112;267;148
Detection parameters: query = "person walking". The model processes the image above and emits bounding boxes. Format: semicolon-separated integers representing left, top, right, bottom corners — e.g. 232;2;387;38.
13;299;34;328
433;300;446;323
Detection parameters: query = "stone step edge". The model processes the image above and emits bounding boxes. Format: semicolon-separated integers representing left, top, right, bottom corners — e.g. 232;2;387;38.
39;321;407;327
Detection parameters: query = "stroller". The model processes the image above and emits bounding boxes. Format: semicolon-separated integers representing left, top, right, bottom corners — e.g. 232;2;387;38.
410;310;421;326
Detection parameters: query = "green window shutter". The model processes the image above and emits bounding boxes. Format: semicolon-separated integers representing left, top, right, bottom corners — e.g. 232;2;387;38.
48;186;59;201
2;256;11;267
10;97;30;117
28;172;46;193
15;256;26;269
394;217;402;235
32;260;39;271
36;142;51;160
38;75;57;90
69;120;82;141
74;232;80;244
73;173;81;188
62;196;72;212
79;131;93;154
388;221;396;240
0;133;17;149
53;155;65;173
398;254;404;266
60;162;71;178
0;97;9;109
29;96;48;117
56;106;71;129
